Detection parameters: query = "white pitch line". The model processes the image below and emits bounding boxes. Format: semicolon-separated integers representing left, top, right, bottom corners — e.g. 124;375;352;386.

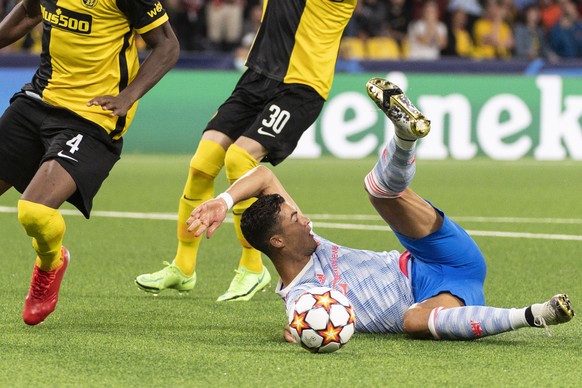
312;222;582;241
2;206;582;241
309;214;582;225
465;230;582;241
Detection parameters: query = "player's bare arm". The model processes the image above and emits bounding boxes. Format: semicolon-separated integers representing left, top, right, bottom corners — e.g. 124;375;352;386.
87;21;179;117
187;165;301;237
0;0;42;48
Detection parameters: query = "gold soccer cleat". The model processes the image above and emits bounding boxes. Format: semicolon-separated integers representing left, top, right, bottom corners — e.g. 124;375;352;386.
366;77;431;141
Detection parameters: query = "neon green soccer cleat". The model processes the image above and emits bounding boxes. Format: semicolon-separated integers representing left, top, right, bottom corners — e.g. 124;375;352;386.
216;266;271;302
135;261;196;295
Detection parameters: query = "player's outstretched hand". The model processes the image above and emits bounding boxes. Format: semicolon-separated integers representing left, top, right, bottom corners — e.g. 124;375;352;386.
186;198;228;238
87;94;134;117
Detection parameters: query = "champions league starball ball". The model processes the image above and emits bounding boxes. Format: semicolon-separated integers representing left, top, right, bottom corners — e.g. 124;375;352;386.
288;287;356;353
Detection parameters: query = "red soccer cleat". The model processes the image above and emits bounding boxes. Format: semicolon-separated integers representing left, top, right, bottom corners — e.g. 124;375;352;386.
22;246;70;326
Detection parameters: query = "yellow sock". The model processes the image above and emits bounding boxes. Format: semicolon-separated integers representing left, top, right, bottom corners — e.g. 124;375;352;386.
175;140;225;276
225;144;262;273
18;200;66;271
232;200;262;272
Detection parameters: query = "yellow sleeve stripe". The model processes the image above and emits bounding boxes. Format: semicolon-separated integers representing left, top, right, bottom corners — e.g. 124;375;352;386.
135;14;169;35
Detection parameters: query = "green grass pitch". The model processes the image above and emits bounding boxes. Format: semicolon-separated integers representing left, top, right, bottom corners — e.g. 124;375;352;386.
1;155;581;387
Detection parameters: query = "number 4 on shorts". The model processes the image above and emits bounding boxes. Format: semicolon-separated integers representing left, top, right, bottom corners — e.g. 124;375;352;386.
66;134;83;154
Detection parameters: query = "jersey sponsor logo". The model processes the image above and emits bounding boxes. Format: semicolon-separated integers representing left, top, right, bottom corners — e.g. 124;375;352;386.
146;2;164;18
257;127;276;138
57;150;79;162
81;0;97;9
329;245;348;294
41;4;92;34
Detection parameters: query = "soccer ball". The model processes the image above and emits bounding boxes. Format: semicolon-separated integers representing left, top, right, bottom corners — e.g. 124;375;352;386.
288;287;356;353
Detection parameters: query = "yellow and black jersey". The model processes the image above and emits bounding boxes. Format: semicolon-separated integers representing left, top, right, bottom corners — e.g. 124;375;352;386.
246;0;357;100
24;0;168;139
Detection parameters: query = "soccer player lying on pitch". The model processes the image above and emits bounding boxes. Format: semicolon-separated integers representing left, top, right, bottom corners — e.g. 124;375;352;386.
186;78;574;340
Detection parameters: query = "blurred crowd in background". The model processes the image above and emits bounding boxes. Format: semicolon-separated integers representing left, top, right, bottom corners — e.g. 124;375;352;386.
2;0;582;63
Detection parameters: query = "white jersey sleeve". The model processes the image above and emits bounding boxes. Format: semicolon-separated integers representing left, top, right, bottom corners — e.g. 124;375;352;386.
276;233;414;333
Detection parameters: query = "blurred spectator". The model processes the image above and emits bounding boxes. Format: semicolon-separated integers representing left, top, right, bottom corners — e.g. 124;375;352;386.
550;0;582;57
241;3;262;40
234;3;262;71
514;4;557;59
442;8;475;57
234;33;255;71
499;0;519;25
539;0;562;31
165;0;207;51
242;0;261;17
411;0;448;20
206;0;244;51
472;0;514;59
407;0;447;60
514;0;538;12
447;0;483;32
353;0;388;39
386;0;413;47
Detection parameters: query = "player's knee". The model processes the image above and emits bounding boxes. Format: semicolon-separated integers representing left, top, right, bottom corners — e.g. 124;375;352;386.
17;200;61;239
189;140;226;178
189;156;219;179
18;200;41;234
224;144;258;182
233;197;257;213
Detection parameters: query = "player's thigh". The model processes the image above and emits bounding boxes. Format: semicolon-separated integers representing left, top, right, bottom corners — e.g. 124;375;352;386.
396;208;486;268
40;121;122;218
22;160;77;208
243;84;325;165
205;70;276;141
0;96;47;193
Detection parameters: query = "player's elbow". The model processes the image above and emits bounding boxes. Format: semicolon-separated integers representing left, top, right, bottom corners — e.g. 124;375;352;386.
164;33;180;67
148;23;180;67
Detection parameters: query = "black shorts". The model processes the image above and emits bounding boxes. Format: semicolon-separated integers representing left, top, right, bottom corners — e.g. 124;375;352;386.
0;94;123;218
206;69;325;165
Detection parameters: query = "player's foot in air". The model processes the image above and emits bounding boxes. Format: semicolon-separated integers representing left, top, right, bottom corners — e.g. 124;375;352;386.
22;246;70;325
216;266;271;302
135;261;196;295
531;293;575;331
366;77;431;141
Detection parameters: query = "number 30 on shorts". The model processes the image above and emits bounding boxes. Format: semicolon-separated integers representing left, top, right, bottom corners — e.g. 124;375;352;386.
261;104;291;134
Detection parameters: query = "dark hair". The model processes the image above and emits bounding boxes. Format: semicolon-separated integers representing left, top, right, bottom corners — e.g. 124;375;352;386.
241;194;286;255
